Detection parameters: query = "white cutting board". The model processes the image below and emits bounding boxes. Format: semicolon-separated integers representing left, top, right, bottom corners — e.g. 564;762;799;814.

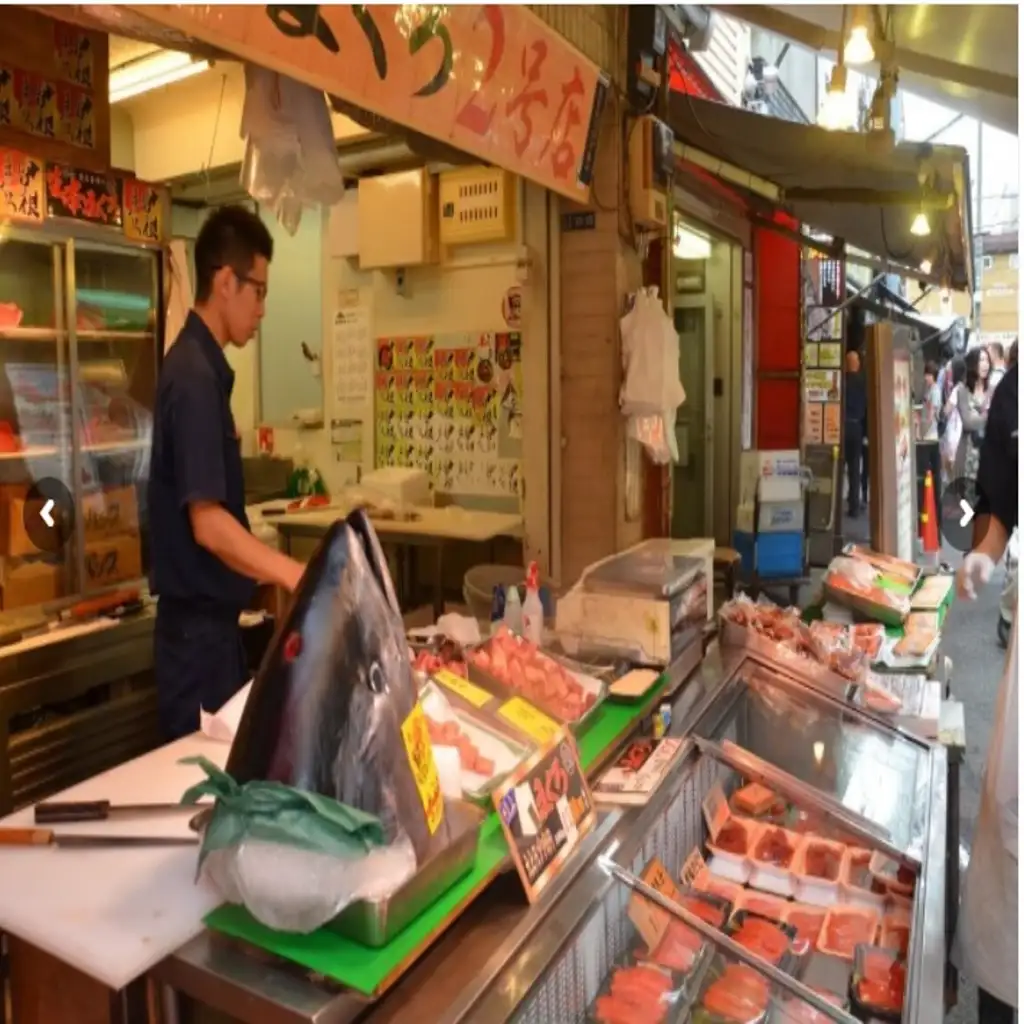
0;734;229;991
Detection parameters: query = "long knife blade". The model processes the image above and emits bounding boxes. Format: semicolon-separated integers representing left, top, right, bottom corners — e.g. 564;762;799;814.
0;827;198;848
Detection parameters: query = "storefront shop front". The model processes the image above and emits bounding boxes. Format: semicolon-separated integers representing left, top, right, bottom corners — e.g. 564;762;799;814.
0;8;975;1024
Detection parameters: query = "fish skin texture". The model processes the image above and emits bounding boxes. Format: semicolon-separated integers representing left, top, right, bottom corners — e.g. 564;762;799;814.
227;509;452;865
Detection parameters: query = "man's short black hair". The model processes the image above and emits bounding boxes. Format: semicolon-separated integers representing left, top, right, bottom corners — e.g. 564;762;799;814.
194;205;273;303
924;359;939;378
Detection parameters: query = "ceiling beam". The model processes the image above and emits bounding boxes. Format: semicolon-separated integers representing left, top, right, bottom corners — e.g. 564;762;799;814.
714;5;1017;99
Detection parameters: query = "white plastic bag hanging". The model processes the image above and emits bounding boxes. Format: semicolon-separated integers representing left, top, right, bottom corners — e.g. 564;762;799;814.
619;287;686;416
240;65;344;234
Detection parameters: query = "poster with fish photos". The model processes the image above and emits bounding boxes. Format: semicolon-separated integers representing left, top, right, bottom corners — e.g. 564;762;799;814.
374;330;523;501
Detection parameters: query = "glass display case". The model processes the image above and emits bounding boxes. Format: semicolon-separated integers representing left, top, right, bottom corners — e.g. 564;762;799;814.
483;651;948;1024
0;223;160;617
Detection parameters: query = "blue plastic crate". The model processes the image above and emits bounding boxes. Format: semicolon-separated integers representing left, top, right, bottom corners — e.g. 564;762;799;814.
733;530;804;579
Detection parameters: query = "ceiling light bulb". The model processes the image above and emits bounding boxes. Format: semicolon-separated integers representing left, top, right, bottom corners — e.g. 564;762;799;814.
817;65;855;131
844;24;875;66
919;259;932;275
910;211;931;237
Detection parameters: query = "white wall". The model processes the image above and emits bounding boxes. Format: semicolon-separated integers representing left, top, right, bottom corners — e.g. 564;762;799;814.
121;63;368;183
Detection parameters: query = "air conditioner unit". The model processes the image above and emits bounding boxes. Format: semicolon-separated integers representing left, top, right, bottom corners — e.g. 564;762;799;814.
628;114;674;230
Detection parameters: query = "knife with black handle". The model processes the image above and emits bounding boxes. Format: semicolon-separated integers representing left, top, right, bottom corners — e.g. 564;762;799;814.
34;800;199;824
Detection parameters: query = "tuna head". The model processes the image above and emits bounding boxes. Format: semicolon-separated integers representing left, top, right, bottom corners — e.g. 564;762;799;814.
227;510;450;867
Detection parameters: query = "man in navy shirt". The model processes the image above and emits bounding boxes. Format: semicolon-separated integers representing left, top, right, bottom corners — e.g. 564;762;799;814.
149;206;304;740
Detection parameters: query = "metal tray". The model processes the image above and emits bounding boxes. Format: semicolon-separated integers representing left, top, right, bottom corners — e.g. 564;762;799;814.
188;799;485;949
718;619;855;700
327;800;485;947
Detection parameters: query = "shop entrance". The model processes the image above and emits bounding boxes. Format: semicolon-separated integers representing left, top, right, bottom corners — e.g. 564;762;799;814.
670;219;744;545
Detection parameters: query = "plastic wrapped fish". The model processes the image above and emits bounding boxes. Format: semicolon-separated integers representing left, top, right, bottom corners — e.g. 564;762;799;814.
228;508;452;866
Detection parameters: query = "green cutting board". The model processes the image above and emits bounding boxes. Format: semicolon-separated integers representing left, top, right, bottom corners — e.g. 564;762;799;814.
205;685;666;995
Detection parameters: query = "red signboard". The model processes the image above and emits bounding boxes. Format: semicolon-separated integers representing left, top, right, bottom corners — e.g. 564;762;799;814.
667;37;722;102
131;4;610;202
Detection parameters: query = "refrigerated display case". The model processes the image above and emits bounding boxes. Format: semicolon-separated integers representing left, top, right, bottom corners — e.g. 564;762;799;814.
149;644;953;1024
0;222;159;611
0;220;162;813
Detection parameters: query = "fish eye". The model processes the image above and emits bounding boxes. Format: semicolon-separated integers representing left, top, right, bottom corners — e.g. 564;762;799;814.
368;662;385;695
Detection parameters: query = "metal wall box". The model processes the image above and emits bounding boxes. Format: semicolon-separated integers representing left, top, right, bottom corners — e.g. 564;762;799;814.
357;169;439;269
438;166;516;246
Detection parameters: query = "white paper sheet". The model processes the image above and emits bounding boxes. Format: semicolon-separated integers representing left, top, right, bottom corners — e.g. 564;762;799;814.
332;304;371;406
200;680;253;743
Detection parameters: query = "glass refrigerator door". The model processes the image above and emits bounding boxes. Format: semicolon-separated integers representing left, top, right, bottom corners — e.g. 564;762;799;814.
67;239;158;595
0;232;77;613
690;660;932;856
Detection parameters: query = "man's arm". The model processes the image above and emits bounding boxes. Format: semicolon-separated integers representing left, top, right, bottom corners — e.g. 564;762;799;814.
190;503;304;592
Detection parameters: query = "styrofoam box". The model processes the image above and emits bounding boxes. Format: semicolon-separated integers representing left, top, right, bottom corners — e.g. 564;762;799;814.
840;847;886;911
792;838;846;908
749;828;805;898
758;500;806;534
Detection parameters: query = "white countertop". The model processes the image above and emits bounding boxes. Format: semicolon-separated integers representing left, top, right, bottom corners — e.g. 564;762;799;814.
270;504;524;544
0;733;229;991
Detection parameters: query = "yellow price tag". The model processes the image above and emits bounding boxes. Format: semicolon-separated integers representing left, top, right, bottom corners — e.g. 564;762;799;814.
499;697;560;745
400;702;444;835
435;669;492;709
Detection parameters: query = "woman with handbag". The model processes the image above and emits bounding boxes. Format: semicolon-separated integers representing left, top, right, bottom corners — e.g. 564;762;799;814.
955;347;991;503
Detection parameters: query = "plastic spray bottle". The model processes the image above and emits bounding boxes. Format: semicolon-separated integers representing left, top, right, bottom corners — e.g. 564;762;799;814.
522;561;544;645
503;582;523;633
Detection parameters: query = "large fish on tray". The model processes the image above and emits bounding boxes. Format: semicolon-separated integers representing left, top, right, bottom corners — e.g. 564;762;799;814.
227;508;451;865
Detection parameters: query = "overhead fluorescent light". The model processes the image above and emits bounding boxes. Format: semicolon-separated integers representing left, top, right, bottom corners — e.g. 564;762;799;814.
673;218;712;260
110;50;210;104
910;210;931;237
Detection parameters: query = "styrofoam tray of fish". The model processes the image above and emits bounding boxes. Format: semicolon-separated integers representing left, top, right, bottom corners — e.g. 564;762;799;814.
718;620;855;701
420;681;531;803
467;627;606;730
327;799;485;947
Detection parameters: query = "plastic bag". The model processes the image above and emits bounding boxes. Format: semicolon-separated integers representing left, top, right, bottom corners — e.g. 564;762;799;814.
620;288;686;416
240;64;344;234
181;755;417;933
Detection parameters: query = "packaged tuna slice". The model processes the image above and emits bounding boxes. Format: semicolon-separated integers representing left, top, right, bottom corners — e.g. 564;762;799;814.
818;905;881;960
587;957;685;1024
690;866;744;906
840;847;885;910
227;509;455;868
792;837;846;907
633;892;730;983
731;890;789;925
772;987;849;1023
726;910;799;970
732;781;785;818
779;903;827;956
707;816;762;885
749;825;804;898
691;957;772;1024
850;944;906;1022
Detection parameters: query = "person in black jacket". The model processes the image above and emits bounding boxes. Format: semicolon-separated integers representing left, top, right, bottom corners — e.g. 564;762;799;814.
843;350;868;517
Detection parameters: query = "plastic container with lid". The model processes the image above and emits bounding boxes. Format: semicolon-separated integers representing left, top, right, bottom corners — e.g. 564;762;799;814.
840;847;886;911
779;903;827;956
749;825;803;898
689;867;743;906
818;904;881;961
731;890;789;925
792;837;846;908
707;816;762;885
849;943;906;1022
690;955;772;1024
586;954;686;1024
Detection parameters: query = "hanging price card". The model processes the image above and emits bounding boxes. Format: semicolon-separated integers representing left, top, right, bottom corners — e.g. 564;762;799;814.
491;728;595;903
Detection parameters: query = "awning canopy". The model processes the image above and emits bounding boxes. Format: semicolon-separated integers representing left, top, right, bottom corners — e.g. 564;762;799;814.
669;92;974;292
715;4;1018;135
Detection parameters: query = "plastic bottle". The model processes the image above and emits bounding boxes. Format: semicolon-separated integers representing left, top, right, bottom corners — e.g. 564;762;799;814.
503;583;523;634
522;561;544;645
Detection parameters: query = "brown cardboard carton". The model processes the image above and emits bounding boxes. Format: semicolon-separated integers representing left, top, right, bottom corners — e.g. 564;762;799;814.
84;532;143;590
2;560;61;610
81;486;139;542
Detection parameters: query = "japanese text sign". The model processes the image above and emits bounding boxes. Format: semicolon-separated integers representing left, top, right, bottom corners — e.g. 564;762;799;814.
627;856;682;952
491;728;595;903
0;147;44;222
130;4;610;202
46;163;122;226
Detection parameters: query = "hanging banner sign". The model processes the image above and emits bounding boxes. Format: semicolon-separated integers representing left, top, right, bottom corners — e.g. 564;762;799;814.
0;148;45;222
129;4;610;202
46;163;122;227
123;178;167;243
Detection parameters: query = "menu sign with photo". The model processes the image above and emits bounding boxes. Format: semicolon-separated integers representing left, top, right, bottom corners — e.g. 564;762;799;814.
492;729;595;903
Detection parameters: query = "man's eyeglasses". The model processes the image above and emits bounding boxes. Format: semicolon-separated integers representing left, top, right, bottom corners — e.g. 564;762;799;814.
215;266;267;301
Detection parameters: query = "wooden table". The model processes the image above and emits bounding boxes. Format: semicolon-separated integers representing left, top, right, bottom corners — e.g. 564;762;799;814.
272;506;524;619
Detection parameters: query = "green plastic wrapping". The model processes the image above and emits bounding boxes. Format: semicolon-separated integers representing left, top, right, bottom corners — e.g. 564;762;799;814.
179;755;385;873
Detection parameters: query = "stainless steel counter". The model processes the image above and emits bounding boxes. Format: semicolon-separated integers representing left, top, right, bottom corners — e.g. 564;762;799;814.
149;643;954;1024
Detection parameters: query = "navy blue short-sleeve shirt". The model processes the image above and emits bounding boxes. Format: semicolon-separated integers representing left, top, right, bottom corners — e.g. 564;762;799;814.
148;311;253;611
975;363;1018;536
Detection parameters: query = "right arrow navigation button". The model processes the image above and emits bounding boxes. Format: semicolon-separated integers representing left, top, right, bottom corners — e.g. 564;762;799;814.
939;478;977;554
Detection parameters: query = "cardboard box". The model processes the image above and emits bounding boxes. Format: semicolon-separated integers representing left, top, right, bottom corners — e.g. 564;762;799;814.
2;559;61;610
84;532;143;590
81;486;139;542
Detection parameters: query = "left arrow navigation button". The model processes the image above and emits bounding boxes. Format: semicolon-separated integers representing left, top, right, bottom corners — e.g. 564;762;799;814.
24;479;75;555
